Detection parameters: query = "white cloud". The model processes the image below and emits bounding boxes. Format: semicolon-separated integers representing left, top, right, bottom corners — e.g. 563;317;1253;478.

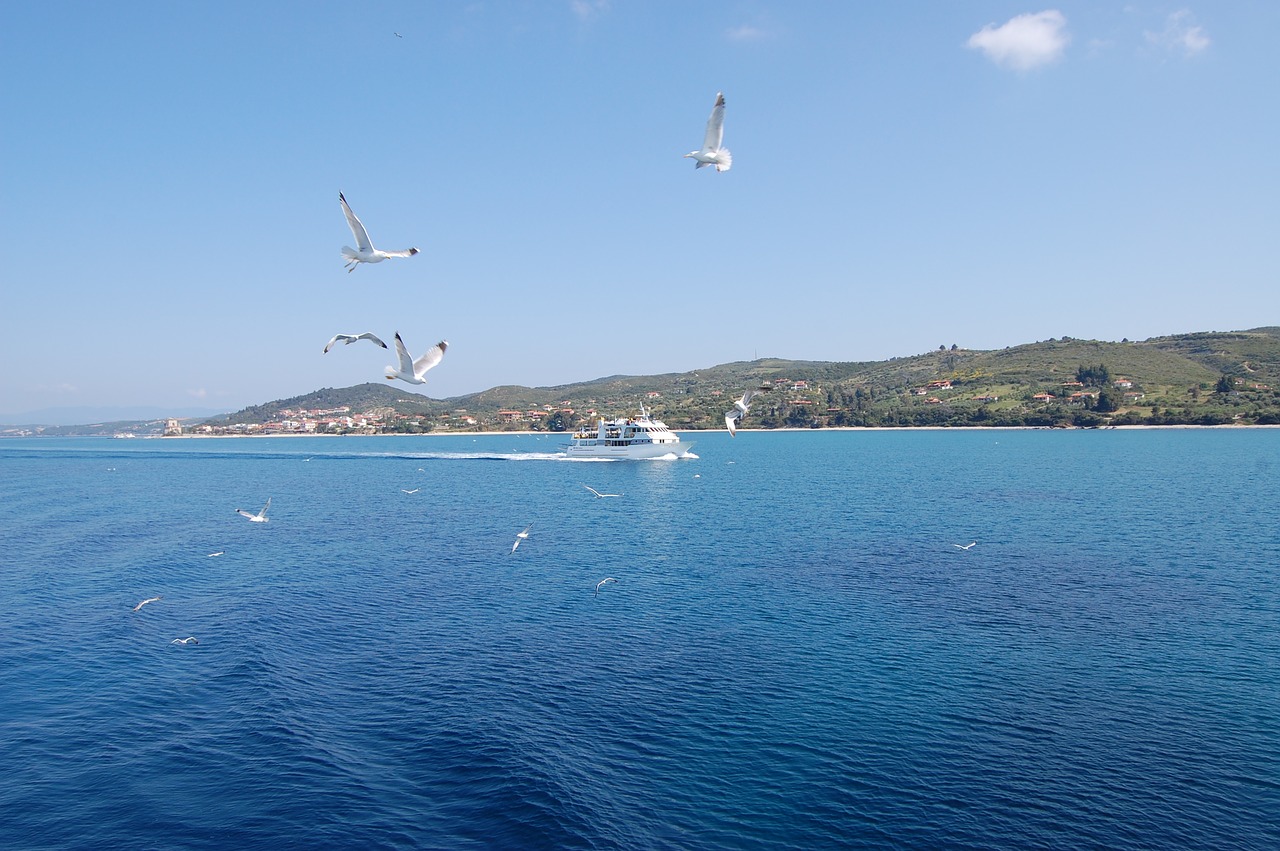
187;388;208;399
1145;10;1210;57
570;0;608;21
726;24;768;42
967;10;1070;71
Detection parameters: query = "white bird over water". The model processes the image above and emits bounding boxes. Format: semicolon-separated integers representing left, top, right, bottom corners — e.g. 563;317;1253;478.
171;637;199;645
323;332;388;354
339;191;419;272
511;524;532;553
954;542;977;550
132;596;161;612
724;388;758;437
595;577;618;596
583;485;622;498
386;333;447;385
684;91;732;172
236;498;270;523
401;488;420;494
207;551;224;558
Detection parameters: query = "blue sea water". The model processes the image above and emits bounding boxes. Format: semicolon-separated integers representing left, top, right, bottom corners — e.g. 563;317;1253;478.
1;429;1278;850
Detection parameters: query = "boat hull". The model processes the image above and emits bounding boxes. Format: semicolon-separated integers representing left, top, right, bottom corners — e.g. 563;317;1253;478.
564;441;695;460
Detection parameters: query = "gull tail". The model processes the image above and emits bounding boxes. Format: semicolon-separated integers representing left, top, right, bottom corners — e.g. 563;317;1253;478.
341;246;360;262
714;149;732;172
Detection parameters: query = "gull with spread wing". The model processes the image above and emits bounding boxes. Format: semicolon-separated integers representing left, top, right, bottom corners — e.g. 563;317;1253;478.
323;332;387;354
236;498;270;523
339;191;419;271
511;524;532;554
724;388;758;437
386;333;447;385
583;485;622;498
684;91;732;172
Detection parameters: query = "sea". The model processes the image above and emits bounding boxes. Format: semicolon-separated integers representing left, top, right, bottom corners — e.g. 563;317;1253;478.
1;428;1277;850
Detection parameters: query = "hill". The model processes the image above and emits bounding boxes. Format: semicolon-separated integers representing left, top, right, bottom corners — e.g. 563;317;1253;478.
196;327;1279;434
8;328;1277;436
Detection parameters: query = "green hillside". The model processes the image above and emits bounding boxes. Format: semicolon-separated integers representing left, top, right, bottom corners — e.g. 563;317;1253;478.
191;326;1280;433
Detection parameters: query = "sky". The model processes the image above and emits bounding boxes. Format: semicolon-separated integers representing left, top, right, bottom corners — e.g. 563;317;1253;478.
2;1;1277;419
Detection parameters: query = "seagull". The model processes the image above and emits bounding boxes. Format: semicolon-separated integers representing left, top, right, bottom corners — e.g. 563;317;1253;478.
724;388;757;437
684;91;732;172
393;31;403;38
339;191;419;272
323;332;388;354
171;637;199;645
386;333;447;385
583;485;622;498
595;577;618;597
511;524;532;553
207;551;224;557
401;488;420;494
954;542;977;550
236;498;270;523
132;596;161;612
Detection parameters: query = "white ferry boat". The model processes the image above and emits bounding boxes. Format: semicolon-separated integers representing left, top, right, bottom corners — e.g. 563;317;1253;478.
565;407;694;460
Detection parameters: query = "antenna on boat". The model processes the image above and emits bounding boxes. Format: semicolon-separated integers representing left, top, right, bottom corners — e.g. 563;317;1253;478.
639;401;649;419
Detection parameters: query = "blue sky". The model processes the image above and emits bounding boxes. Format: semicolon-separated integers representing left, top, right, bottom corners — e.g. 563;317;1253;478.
2;2;1277;419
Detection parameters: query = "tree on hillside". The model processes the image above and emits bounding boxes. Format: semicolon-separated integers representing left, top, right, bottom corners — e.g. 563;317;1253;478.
1094;384;1120;413
1216;374;1235;394
1076;363;1111;387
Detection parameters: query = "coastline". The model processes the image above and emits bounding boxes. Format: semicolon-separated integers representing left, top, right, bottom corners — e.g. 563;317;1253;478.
150;422;1280;439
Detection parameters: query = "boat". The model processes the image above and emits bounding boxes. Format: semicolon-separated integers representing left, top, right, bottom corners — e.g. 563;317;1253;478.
565;406;695;460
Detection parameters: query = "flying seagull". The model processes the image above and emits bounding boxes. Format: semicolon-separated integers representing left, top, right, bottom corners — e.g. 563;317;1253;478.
595;577;618;597
386;333;447;385
583;485;622;498
207;551;224;558
323;332;388;354
684;91;732;172
339;191;419;272
954;542;977;550
724;388;758;437
132;596;161;612
511;524;532;553
401;488;420;494
171;637;199;645
394;32;403;38
236;498;270;523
